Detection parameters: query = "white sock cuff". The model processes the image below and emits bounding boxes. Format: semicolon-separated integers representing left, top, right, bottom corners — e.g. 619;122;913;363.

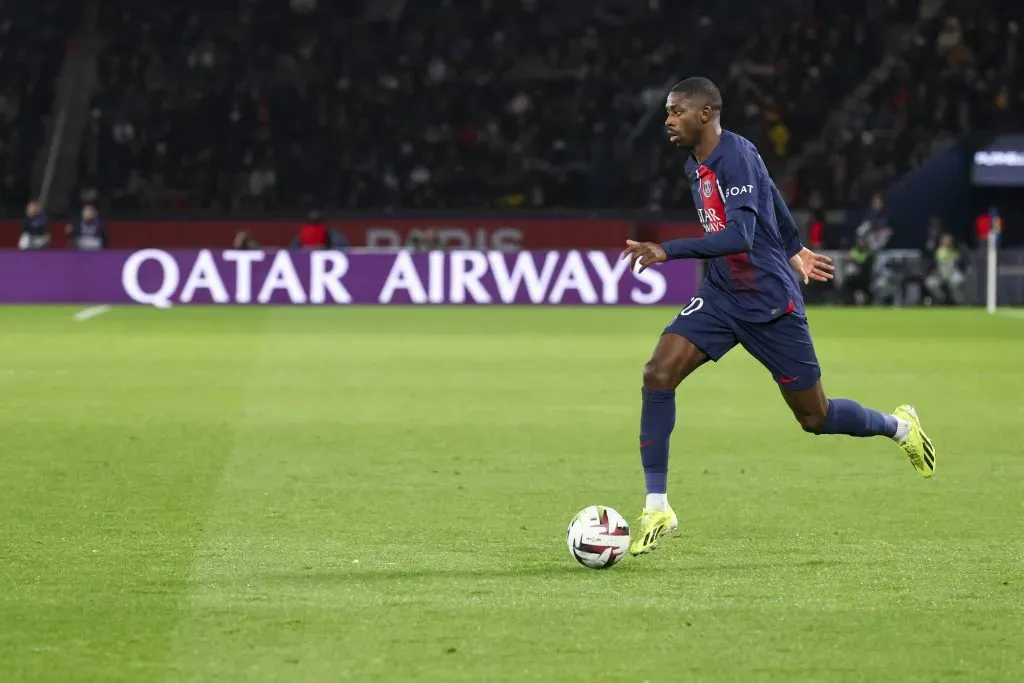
645;493;669;511
892;417;911;442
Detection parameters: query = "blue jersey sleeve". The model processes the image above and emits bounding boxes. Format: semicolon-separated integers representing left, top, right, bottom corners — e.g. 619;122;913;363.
661;208;756;260
718;146;761;216
770;181;803;258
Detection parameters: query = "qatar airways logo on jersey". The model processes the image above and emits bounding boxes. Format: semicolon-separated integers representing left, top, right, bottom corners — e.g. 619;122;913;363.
696;207;726;233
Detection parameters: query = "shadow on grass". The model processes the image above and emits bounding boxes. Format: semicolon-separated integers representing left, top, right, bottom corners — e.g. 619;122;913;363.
258;557;846;585
264;564;614;584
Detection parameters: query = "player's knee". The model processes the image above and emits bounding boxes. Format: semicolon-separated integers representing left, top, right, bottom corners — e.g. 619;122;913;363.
796;409;828;434
642;359;678;391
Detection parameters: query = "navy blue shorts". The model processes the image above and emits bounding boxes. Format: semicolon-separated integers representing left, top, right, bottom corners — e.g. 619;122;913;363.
663;297;821;391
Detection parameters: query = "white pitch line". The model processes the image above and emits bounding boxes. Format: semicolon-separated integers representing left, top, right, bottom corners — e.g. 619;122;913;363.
72;305;111;322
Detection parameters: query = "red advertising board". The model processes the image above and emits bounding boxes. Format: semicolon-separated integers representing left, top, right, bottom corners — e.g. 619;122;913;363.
331;218;632;250
0;216;702;250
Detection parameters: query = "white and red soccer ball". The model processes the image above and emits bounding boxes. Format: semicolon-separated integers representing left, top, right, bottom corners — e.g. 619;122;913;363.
566;505;630;569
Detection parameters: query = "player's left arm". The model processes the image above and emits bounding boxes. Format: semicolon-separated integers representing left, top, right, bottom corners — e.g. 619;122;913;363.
769;180;803;259
766;180;834;283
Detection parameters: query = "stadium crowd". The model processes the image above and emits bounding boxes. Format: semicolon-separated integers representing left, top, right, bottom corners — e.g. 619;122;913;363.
76;0;921;213
796;0;1023;211
4;0;1019;218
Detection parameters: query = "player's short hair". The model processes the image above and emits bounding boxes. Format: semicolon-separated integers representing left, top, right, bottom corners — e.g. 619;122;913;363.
670;77;722;112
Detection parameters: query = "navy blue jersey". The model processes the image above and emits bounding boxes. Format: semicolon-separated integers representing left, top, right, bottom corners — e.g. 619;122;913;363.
682;131;804;322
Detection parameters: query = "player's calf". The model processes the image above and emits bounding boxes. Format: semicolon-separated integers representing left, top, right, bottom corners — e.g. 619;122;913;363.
795;412;827;433
785;388;829;433
809;398;899;438
639;346;690;488
781;384;933;476
782;384;896;438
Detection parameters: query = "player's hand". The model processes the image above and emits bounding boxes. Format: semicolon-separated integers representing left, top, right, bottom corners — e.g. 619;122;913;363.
789;247;834;285
621;240;667;273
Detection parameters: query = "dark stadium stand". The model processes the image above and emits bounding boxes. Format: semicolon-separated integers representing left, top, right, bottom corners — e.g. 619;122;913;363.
0;0;83;211
797;0;1023;208
76;0;921;212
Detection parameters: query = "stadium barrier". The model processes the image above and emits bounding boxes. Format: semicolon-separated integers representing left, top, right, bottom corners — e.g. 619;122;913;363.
0;248;700;306
0;217;704;250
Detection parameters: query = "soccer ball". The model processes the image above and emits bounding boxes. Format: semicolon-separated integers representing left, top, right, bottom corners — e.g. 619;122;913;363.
566;505;630;569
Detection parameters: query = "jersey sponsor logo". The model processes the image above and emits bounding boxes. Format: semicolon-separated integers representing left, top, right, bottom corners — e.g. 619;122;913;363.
695;207;725;233
725;184;754;197
701;177;714;198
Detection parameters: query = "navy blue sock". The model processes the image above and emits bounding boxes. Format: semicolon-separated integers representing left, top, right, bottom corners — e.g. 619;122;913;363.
818;398;897;437
640;387;675;494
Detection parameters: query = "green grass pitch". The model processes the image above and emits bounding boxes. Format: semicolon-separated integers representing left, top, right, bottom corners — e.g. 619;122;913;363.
1;305;1022;682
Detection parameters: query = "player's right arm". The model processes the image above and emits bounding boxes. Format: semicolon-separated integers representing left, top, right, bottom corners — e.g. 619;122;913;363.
622;209;756;272
661;209;756;259
647;141;765;264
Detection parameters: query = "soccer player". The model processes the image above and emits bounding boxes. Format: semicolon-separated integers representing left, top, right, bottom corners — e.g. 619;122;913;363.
621;77;935;556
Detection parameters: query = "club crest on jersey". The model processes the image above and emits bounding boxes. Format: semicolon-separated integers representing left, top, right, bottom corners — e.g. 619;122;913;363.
701;177;714;198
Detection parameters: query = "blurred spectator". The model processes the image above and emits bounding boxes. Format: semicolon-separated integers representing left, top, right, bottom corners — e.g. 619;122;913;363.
66;204;108;250
974;211;990;244
290;210;349;250
233;230;260;249
807;210;826;250
409;228;443;252
327;229;350;250
922;216;943;271
18;201;49;250
856;193;893;251
843;235;876;305
767;112;791;159
973;207;1002;245
924;233;966;304
297;211;328;249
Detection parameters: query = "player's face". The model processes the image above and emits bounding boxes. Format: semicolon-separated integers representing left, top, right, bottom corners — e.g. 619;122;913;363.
664;93;707;148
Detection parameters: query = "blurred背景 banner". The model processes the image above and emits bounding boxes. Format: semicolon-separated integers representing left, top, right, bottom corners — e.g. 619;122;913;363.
0;249;700;306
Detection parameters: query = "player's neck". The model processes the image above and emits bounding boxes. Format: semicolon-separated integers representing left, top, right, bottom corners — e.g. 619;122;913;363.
693;125;723;164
